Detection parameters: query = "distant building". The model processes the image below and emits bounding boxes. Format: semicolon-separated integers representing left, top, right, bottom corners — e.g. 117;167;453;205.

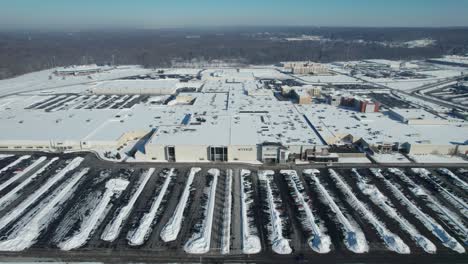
282;85;321;105
308;86;322;97
292;89;312;105
260;142;289;163
302;147;339;162
389;108;448;125
55;64;108;76
357;99;380;113
345;96;379;113
326;94;342;106
282;61;329;75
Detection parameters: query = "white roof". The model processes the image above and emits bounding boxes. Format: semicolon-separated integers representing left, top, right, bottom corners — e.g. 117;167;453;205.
299;104;468;146
0;65;466;151
92;79;179;94
390;108;445;121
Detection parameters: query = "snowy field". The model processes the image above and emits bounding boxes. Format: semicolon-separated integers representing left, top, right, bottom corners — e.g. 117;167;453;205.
357;68;465;92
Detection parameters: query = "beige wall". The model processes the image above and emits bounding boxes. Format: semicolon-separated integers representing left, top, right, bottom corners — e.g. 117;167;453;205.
229;145;257;162
407;119;449;125
174;145;209;162
145;144;166;161
338;152;367;158
408;144;468;155
145;144;209;161
298;95;312;105
116;130;149;147
321;133;358;145
146;144;259;162
0;139;83;151
81;140;117;149
0;140;52;151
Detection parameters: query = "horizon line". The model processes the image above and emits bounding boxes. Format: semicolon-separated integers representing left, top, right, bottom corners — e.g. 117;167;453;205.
1;25;468;33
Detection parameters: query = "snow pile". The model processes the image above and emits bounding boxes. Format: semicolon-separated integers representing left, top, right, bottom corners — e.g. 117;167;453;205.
59;178;129;250
240;169;261;254
405;168;468;245
0;157;84;232
160;167;201;242
437;168;468;192
328;169;410;254
128;168;176;246
183;169;219;254
0;168;88;251
412;168;467;217
0;156;47;193
0;155;30;175
282;170;331;253
0;157;58;210
0;154;13;161
101;168;155;242
304;169;368;253
303;169;321;176
351;169;435;253
258;170;292;254
404;39;436;48
373;169;465;253
221;169;233;255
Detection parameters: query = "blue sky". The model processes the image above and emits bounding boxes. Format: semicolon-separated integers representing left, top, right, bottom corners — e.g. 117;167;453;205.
1;0;467;29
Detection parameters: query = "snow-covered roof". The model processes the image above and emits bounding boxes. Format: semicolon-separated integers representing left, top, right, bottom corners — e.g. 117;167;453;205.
92;79;179;95
0;64;466;151
299;104;468;146
389;108;445;121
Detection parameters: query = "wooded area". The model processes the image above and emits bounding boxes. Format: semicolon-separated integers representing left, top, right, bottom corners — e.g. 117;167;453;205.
1;27;467;79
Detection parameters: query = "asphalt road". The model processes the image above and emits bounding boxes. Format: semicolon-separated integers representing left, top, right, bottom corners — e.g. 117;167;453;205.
1;247;467;264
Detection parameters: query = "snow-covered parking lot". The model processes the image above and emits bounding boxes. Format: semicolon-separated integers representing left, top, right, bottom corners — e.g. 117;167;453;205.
0;153;466;262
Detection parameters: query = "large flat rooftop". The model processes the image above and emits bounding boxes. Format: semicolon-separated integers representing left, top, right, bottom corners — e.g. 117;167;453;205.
0;62;466;159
